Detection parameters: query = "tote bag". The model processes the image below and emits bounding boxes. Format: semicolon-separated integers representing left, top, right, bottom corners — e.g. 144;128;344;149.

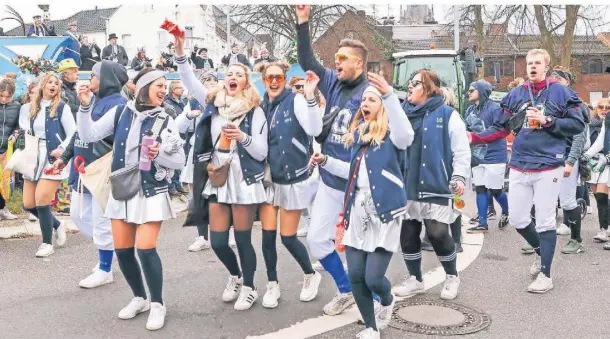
6;133;39;180
78;152;113;212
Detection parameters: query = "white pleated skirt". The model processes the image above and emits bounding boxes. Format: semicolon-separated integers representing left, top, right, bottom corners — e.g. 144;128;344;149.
342;189;403;253
203;150;266;205
404;200;458;225
588;167;610;186
264;177;316;211
105;188;176;224
180;147;195;184
27;139;70;182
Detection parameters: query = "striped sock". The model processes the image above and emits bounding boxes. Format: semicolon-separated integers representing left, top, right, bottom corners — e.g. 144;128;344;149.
438;251;458;276
402;251;423;282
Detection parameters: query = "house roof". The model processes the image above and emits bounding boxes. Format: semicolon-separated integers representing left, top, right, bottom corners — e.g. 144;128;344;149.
313;10;383;45
5;7;118;36
212;6;260;47
394;33;610;57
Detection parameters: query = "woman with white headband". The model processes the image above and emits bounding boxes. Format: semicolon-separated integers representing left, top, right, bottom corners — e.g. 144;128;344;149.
77;68;185;331
310;72;414;339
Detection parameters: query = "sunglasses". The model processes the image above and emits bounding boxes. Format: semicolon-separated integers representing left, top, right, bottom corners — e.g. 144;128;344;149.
294;84;304;90
468;88;476;94
265;74;285;84
598;104;610;110
335;53;361;63
409;79;423;87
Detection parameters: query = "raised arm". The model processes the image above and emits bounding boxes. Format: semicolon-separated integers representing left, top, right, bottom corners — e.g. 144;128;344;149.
173;34;208;105
384;92;414;150
296;72;324;137
295;5;326;79
77;102;118;143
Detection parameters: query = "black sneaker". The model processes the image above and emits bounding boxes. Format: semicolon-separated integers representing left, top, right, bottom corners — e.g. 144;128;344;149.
498;214;509;230
469;214;480;225
176;186;189;194
467;224;488;233
487;210;497;220
455;243;464;253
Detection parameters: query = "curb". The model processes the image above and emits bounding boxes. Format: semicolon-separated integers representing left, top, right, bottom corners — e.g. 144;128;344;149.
0;196;189;240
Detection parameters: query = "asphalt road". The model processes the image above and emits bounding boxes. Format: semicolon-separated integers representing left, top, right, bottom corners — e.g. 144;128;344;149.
1;198;609;339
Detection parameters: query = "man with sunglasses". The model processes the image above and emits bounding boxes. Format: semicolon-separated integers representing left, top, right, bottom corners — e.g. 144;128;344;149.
296;5;369;316
465;80;510;234
469;49;585;294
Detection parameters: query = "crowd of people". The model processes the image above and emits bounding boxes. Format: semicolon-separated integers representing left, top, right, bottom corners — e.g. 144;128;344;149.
1;4;609;339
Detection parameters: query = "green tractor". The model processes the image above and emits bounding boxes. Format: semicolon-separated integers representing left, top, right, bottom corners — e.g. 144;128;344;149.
392;47;507;115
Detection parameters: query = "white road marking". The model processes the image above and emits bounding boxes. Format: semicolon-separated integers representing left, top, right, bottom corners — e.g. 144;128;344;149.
249;219;484;339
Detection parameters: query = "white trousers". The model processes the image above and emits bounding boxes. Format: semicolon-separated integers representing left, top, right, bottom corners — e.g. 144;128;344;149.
508;167;563;232
559;161;579;210
306;181;344;259
70;190;114;251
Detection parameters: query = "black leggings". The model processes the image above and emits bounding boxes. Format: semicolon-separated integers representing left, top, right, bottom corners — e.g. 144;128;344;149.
345;246;393;331
401;219;457;278
0;195;5;210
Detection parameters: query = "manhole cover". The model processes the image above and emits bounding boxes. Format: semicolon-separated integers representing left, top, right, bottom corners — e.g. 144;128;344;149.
390;297;491;335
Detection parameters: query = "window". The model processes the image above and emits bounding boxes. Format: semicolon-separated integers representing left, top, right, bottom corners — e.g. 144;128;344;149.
484;60;503;77
121;34;132;49
590;92;603;105
157;31;168;46
367;62;380;74
589;59;603;74
184;26;194;48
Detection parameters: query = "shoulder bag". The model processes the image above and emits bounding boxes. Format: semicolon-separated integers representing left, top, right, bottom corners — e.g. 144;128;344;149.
6;131;39;180
207;114;247;187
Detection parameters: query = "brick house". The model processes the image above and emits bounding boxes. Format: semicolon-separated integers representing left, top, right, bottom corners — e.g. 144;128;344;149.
312;10;393;82
394;26;610;104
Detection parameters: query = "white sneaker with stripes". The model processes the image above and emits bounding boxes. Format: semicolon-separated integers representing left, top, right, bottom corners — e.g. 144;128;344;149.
234;286;258;311
392;275;424;297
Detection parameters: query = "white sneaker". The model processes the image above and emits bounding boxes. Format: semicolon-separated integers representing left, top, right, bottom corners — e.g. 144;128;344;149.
356;328;380;339
146;302;166;331
323;292;356;316
375;297;395;330
392;276;425;297
118;297;150;319
262;281;281;308
188;236;210;252
234;286;258;311
91;263;100;273
0;208;17;220
35;243;54;257
229;228;236;247
358;300;381;323
312;261;348;272
529;256;542;277
79;269;114;289
556;224;571;236
300;272;322;302
587;206;593;214
527;272;554;293
55;223;67;247
222;275;243;302
297;216;310;237
28;213;38;221
593;230;609;242
440;275;460;300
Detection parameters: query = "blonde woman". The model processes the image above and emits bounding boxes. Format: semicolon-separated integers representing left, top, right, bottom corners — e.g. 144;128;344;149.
581;98;610;248
174;34;267;311
440;86;458;109
19;72;76;257
311;72;414;339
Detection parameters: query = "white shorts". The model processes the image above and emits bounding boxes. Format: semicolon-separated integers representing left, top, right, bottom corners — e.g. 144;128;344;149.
472;163;506;190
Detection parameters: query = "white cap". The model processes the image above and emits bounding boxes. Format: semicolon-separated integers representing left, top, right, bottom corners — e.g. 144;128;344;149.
363;85;382;99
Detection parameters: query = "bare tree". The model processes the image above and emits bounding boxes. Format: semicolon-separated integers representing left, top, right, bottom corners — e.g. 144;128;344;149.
223;5;355;54
1;5;26;36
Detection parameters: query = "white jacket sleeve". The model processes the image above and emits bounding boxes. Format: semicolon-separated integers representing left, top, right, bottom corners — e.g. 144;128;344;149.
321;156;350;180
383;92;414;150
293;94;323;137
175;55;208;108
448;111;471;181
240;107;268;161
58;104;77;150
586;123;604;157
77;104;117;143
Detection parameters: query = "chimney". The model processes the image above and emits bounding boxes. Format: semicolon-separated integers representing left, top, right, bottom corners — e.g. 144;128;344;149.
356;10;366;18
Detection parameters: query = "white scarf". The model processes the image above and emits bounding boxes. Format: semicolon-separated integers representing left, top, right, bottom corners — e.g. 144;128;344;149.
214;91;250;121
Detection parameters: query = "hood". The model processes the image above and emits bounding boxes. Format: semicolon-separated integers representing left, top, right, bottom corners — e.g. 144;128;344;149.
97;60;129;99
523;77;559;95
471;80;492;107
